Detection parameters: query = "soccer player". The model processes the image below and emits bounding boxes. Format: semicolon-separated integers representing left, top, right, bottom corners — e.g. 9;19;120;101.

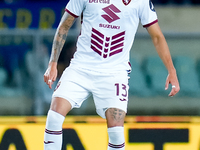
43;0;180;149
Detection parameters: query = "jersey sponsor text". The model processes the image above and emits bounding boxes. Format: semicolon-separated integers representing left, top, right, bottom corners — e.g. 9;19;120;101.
89;0;110;4
99;23;120;29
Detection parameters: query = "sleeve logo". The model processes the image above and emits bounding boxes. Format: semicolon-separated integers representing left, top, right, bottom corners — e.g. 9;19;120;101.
149;0;156;12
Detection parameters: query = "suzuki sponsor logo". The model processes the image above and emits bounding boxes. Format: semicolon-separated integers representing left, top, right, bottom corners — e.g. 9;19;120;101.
99;23;120;29
101;4;121;23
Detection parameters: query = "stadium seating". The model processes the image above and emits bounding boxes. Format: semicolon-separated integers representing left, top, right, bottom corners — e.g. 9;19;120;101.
196;59;200;87
142;56;169;96
0;67;7;86
173;56;200;97
0;44;29;86
129;59;152;97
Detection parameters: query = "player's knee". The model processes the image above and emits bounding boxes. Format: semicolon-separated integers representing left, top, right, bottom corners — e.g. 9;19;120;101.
50;97;72;116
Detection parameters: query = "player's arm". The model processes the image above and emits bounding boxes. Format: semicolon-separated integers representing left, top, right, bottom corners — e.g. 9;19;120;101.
44;12;76;89
146;22;180;96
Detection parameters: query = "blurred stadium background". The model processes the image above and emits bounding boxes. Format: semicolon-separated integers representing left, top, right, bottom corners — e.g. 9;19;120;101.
0;0;200;117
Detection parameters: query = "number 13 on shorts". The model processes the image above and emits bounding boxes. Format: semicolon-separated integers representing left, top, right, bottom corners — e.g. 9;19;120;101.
115;83;128;101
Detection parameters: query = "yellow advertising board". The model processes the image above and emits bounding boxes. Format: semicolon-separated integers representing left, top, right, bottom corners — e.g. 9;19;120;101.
0;116;200;150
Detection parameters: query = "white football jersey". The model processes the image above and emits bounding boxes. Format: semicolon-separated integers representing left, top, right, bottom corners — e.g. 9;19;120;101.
65;0;157;72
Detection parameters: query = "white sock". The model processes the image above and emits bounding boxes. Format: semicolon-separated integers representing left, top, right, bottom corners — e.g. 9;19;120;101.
44;110;65;150
107;126;125;150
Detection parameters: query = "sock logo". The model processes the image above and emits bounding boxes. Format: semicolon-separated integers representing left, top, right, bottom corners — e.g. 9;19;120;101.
44;141;54;144
101;4;121;23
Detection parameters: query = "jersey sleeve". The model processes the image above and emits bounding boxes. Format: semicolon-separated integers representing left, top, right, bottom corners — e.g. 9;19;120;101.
65;0;86;18
139;0;158;28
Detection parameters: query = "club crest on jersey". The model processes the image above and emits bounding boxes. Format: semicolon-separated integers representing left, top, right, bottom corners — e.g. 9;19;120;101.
122;0;131;5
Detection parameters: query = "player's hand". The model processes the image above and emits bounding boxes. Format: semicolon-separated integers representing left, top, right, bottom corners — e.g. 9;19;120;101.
165;72;180;97
44;62;58;89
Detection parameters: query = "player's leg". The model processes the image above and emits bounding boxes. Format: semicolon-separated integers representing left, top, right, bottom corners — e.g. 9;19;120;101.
92;70;128;150
106;108;126;150
44;97;71;150
50;97;72;116
44;67;91;150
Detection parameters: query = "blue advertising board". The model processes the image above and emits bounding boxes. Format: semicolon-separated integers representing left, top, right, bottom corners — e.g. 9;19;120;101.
0;1;71;29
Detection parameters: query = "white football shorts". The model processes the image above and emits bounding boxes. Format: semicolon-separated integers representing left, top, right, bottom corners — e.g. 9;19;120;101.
52;66;129;118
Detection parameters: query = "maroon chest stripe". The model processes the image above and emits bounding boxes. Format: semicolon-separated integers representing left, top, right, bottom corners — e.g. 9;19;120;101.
111;36;124;45
110;42;124;51
92;28;104;38
112;31;125;40
91;39;103;50
91;34;104;44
